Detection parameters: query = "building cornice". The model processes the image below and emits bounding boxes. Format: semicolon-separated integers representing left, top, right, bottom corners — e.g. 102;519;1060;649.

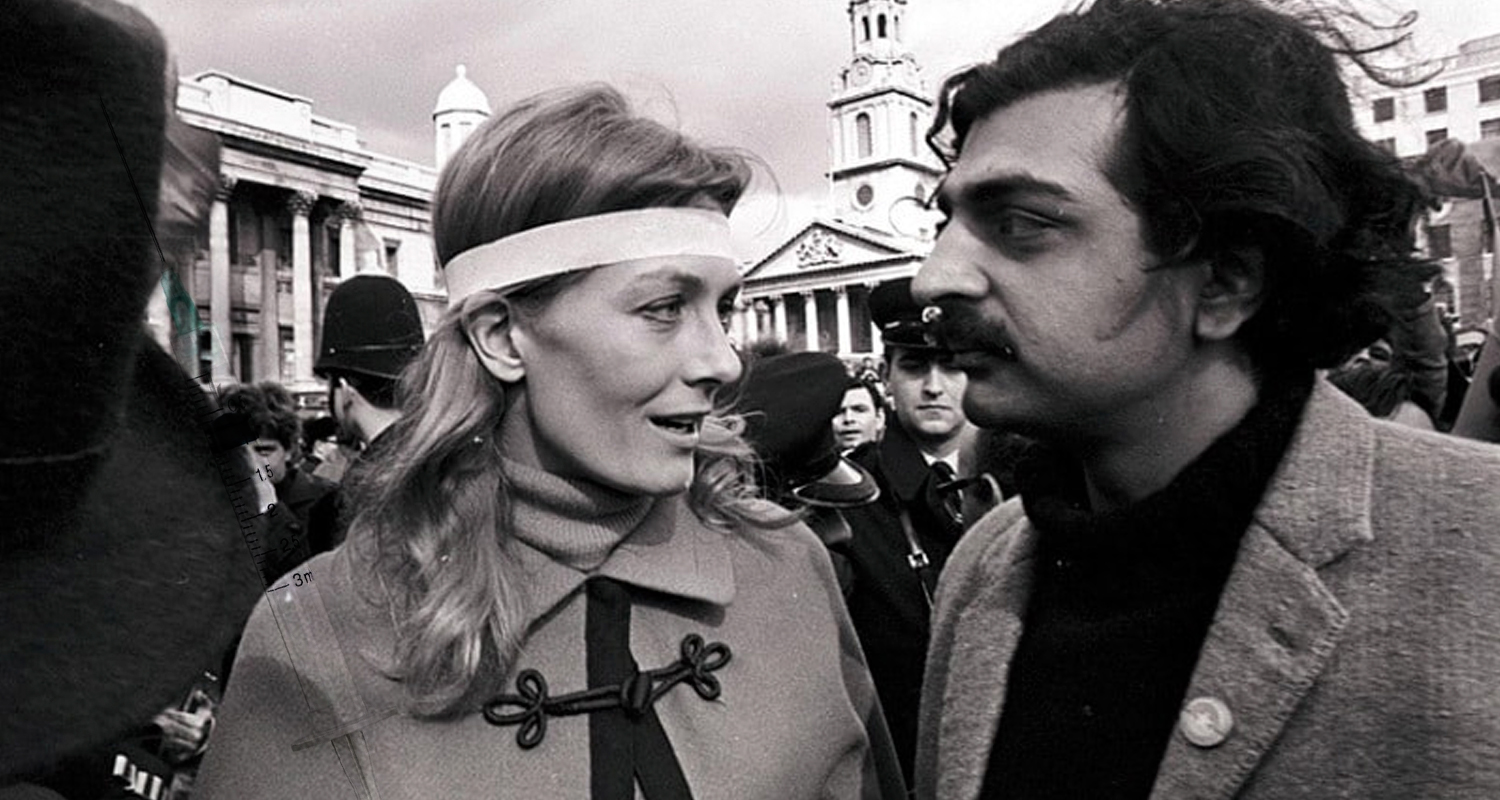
831;157;942;180
180;110;371;178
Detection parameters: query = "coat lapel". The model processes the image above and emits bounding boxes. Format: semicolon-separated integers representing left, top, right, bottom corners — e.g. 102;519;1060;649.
1150;381;1376;800
933;516;1038;800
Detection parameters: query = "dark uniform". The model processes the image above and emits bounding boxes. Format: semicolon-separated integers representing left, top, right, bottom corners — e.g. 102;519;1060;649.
840;279;992;787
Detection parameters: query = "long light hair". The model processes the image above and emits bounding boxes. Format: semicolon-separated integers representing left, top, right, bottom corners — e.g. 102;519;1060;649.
345;84;787;717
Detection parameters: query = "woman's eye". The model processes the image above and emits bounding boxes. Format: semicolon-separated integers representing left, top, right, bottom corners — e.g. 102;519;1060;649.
642;297;686;323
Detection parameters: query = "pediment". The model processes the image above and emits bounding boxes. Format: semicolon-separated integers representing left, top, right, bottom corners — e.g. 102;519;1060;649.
743;219;924;281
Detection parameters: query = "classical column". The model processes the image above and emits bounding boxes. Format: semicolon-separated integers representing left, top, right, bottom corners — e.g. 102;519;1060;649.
208;176;235;380
835;285;852;355
803;291;819;352
258;237;279;383
744;298;760;343
773;295;789;343
867;281;883;357
729;305;746;348
289;190;317;383
337;201;360;279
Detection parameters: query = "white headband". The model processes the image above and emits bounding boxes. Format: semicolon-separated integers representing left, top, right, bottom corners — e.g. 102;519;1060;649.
442;207;736;306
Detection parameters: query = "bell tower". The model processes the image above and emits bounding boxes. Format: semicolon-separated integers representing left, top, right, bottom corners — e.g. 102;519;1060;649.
827;0;942;235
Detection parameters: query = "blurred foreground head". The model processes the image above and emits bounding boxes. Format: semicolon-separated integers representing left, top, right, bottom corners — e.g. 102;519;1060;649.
1;0;260;779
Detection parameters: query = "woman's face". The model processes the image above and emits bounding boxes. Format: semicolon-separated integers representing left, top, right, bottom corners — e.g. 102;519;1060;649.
507;254;743;496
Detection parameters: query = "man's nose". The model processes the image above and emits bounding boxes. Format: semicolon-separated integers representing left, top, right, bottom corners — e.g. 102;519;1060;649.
913;224;987;306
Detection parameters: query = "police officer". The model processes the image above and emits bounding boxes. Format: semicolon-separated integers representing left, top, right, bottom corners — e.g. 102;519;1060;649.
304;273;425;551
840;277;992;788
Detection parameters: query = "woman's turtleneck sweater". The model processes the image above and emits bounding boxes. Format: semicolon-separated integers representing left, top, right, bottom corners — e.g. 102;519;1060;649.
504;457;655;569
497;457;738;628
980;370;1314;799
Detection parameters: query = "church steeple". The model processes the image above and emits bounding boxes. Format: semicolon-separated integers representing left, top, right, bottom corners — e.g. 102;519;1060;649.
828;0;941;236
849;0;909;65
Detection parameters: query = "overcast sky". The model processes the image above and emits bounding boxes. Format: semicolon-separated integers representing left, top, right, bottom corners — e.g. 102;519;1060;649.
126;0;1500;255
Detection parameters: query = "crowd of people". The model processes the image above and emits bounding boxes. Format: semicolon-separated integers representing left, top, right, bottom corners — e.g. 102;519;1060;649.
6;0;1500;797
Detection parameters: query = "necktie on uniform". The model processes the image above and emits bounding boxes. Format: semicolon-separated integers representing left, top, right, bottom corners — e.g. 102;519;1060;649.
929;460;964;529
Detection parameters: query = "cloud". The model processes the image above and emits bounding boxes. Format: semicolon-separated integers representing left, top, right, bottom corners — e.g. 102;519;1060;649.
127;0;1500;254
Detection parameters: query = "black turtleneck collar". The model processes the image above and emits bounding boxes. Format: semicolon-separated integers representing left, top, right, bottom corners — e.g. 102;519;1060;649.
1017;368;1315;600
981;369;1317;800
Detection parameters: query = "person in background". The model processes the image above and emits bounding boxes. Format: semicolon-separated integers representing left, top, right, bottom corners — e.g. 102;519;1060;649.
835;375;887;453
221;383;338;578
838;277;989;790
302;273;427;550
1;0;261;794
314;273;425;452
911;0;1500;796
737;351;885;594
196;84;904;799
1328;355;1438;429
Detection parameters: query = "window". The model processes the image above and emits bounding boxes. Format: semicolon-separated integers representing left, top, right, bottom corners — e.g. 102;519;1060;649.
279;326;295;382
855;113;872;159
233;333;254;382
910;112;921;155
1373;97;1395;122
1481;75;1500;103
1374;138;1396;154
383;239;400;276
1424;87;1447;114
1482;118;1500;140
861;16;870;41
1427;224;1452;259
855;184;875;208
1426;128;1448;146
894;16;901;41
878;14;887;38
198;329;215;382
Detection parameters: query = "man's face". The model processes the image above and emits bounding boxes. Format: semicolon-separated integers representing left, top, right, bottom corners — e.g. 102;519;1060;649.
885;347;968;444
250;437;291;486
834;385;885;450
913;82;1205;441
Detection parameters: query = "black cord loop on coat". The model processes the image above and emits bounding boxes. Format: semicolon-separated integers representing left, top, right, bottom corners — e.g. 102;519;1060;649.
481;633;732;749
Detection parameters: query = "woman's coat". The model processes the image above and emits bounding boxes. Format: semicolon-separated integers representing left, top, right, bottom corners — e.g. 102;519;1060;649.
196;493;903;799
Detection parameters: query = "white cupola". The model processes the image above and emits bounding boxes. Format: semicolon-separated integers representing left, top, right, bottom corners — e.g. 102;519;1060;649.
433;65;491;170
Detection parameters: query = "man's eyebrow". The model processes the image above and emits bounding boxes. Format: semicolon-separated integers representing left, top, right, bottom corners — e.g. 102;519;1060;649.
936;172;1078;212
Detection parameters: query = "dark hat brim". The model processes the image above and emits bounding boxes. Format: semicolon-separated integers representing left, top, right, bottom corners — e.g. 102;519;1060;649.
789;457;882;509
0;342;264;777
314;343;423;381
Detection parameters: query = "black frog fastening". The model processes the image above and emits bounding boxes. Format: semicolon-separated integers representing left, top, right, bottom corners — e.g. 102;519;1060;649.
481;633;731;749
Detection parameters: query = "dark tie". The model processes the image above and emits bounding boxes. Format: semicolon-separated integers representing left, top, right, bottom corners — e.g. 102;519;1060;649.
929;461;964;530
587;577;694;800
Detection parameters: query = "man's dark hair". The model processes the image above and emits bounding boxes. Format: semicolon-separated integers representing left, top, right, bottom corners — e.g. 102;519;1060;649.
220;383;300;450
329;370;400;410
843;375;887;415
929;0;1439;369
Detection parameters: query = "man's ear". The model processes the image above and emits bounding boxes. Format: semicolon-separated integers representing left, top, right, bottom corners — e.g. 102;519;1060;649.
1195;245;1266;342
464;300;527;383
